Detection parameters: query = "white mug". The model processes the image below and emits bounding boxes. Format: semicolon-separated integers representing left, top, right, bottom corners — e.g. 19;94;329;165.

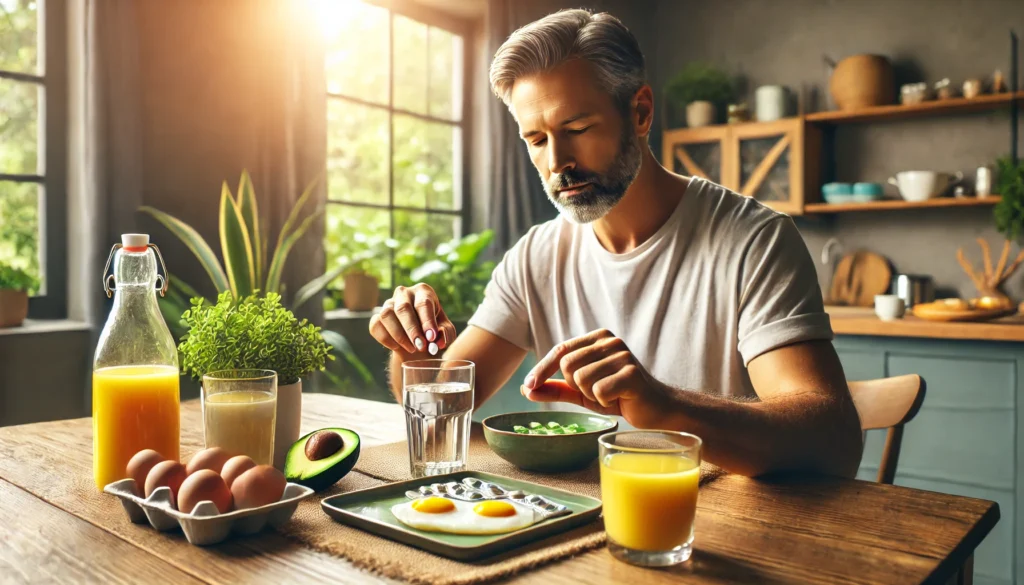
874;294;906;321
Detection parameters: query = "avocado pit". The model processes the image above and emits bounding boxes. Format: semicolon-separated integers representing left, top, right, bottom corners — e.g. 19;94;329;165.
305;430;344;461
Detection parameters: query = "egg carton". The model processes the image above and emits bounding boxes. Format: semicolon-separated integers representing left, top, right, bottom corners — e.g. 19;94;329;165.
104;479;313;546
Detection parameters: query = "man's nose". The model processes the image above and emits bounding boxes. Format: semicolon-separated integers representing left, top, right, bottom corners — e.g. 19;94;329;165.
547;138;576;175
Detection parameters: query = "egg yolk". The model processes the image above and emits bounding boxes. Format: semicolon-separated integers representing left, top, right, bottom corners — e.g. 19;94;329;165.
411;497;456;514
473;501;517;517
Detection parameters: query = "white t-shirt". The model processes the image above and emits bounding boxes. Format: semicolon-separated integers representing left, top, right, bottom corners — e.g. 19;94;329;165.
467;177;833;398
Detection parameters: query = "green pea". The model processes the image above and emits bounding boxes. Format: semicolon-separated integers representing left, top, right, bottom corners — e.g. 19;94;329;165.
513;425;528;434
528;422;543;429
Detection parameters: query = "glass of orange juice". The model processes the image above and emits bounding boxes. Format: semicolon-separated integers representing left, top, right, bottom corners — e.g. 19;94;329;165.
599;430;702;567
202;370;278;465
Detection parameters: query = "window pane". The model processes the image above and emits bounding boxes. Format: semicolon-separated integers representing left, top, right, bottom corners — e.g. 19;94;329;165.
0;78;39;174
0;0;38;74
393;210;458;258
327;99;389;205
393;115;457;209
324;204;393;289
393;15;427;115
323;1;388;105
428;27;461;120
0;181;41;289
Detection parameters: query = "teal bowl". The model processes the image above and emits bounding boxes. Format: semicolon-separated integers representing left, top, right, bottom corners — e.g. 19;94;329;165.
482;411;618;473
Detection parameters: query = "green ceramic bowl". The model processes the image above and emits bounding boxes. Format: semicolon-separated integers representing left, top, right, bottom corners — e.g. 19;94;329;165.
482;411;618;473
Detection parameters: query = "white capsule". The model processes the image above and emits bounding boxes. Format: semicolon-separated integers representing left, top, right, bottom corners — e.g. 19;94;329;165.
428;342;438;355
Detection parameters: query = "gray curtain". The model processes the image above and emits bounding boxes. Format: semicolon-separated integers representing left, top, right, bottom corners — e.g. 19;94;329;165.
67;0;144;331
485;0;555;253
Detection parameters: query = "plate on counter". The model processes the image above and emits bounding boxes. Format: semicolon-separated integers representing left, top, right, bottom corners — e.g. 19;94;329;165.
912;298;1018;322
321;470;602;560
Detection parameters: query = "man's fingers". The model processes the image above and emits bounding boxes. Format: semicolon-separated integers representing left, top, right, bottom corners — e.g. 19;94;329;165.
525;329;615;390
378;300;417;353
572;351;630;401
368;315;403;352
392;287;426;351
435;306;457;350
592;365;638;407
522;379;621;416
413;285;439;345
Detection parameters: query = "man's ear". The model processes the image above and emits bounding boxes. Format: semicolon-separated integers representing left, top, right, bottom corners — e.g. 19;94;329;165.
632;85;655;138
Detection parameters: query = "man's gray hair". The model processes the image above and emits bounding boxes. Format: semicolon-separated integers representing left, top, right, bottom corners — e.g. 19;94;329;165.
489;9;646;109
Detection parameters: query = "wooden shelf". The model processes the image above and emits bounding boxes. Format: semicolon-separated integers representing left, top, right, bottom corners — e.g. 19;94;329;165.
803;196;1000;214
805;92;1024;124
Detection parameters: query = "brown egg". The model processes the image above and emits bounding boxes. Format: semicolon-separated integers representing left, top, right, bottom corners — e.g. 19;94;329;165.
126;449;165;492
145;460;188;508
185;447;232;476
231;465;286;510
220;455;257;489
177;469;233;514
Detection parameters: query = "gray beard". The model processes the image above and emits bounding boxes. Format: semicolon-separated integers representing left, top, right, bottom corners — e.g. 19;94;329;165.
542;128;643;225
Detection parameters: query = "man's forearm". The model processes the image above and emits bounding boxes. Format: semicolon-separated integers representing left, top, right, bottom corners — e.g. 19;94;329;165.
659;384;863;478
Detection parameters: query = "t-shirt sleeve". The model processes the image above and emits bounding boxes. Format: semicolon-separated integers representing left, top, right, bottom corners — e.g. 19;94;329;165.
736;216;833;365
466;236;532;351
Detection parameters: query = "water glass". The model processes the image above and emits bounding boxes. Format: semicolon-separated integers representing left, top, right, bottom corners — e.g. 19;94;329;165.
202;369;278;466
599;430;702;567
402;360;475;478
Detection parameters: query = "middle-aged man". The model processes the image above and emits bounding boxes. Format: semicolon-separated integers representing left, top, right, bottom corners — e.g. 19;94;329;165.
368;9;863;477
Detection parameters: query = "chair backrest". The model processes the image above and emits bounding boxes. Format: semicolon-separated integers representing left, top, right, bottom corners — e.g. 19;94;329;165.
847;374;927;484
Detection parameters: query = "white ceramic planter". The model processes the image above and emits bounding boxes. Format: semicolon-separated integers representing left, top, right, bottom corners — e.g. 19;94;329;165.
685;100;715;127
274;380;303;470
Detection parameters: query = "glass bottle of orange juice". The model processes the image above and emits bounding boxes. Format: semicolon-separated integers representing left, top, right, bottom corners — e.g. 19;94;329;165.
93;234;180;490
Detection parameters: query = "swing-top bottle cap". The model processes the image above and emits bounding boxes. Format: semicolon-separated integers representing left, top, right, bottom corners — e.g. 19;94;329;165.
121;233;150;251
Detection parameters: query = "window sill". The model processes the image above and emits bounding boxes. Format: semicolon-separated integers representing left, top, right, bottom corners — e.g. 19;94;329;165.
325;308;380;322
0;319;90;337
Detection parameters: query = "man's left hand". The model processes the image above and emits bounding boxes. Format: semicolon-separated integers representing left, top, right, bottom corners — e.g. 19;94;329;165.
520;329;675;429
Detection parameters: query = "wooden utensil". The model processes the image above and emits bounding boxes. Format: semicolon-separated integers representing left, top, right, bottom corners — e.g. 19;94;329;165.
828;251;892;307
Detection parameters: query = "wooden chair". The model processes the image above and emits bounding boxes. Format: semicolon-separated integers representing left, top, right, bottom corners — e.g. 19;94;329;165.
847;374;927;484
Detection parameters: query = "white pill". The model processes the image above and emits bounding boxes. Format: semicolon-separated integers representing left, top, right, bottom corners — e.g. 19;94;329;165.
428;342;438;355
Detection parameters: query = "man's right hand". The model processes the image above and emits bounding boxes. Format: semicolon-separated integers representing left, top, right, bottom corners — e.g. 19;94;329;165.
368;283;457;355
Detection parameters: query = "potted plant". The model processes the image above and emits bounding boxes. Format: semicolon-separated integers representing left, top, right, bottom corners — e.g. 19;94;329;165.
0;264;37;327
664;63;735;128
139;170;372;385
330;231;396;312
394;230;496;324
179;291;332;469
956;157;1024;301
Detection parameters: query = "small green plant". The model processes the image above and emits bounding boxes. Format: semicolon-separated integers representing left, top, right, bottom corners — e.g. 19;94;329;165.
394;230;495;320
664;63;735;109
178;291;332;385
0;263;38;294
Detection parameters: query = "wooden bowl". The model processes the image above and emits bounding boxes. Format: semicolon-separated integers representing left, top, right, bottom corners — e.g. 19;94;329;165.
829;55;895;110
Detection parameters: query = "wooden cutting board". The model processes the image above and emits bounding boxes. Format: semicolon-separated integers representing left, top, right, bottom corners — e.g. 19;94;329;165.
827;251;892;307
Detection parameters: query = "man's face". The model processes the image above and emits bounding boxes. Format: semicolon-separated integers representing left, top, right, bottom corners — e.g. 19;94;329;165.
509;59;642;224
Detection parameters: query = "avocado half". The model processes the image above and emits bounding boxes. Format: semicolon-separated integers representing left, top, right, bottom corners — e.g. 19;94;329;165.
283;427;361;492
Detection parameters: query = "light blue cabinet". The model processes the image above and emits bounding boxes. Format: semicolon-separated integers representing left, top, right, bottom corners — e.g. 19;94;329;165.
835;335;1023;585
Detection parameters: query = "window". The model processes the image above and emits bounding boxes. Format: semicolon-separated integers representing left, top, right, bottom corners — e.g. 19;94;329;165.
0;0;66;317
320;0;467;295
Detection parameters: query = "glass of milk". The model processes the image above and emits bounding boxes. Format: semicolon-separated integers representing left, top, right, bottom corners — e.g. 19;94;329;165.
202;369;278;466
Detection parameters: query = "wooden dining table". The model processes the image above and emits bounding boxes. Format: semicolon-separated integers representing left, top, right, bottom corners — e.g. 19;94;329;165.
0;393;999;584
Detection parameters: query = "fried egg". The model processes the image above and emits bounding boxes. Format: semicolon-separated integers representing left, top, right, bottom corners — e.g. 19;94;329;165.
391;496;538;535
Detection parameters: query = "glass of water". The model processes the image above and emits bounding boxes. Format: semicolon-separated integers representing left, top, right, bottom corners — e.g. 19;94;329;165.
402;359;475;478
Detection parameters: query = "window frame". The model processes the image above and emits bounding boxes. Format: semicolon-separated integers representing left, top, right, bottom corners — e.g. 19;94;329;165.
324;0;473;290
0;0;68;319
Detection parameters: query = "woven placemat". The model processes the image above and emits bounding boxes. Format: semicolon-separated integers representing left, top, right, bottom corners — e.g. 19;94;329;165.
279;425;724;584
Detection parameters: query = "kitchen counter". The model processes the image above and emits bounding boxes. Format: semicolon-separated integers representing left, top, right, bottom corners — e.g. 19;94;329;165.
825;305;1024;342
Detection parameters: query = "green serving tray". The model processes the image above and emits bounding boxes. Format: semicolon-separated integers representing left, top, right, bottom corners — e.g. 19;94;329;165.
320;470;603;561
